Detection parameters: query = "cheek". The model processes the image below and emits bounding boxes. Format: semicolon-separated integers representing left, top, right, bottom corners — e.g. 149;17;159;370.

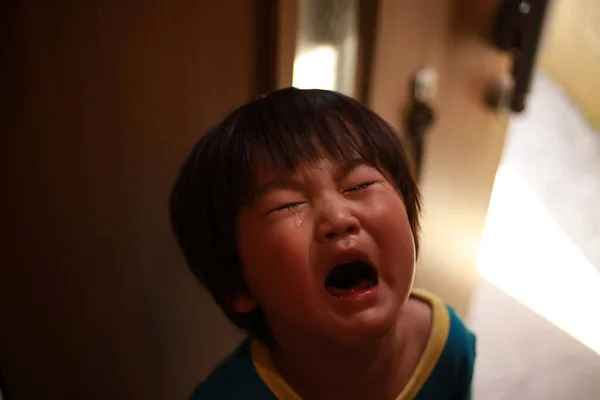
363;192;416;275
236;214;313;302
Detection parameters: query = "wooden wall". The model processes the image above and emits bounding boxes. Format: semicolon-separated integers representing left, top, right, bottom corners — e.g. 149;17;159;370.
0;1;270;398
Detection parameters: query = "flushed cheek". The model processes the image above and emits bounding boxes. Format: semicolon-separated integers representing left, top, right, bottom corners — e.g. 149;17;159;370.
363;198;415;283
239;221;315;307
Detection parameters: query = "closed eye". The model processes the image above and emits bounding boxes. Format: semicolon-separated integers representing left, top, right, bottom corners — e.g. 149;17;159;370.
274;202;304;212
344;182;374;193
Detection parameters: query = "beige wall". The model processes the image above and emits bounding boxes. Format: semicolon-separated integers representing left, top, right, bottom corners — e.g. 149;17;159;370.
368;0;510;318
541;0;600;127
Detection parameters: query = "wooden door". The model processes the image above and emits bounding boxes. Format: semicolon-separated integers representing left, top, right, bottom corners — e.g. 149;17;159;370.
367;0;510;317
0;1;274;398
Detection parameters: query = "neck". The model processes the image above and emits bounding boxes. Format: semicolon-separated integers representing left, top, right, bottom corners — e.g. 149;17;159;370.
268;321;408;400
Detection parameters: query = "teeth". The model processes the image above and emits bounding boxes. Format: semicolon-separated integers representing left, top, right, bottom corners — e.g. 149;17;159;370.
327;278;375;297
355;279;371;291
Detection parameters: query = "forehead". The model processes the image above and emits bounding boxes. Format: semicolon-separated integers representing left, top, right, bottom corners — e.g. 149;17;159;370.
251;154;367;185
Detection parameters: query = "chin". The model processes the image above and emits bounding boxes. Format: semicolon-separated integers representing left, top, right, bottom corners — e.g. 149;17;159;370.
325;301;401;345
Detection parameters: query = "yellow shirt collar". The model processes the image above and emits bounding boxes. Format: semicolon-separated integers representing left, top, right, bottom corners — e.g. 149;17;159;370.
251;288;450;400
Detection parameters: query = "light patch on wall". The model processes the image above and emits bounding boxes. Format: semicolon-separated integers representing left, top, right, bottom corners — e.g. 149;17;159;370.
293;45;338;91
584;0;600;48
477;165;600;356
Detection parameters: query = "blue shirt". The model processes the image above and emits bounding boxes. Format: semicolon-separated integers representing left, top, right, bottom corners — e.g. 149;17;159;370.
192;289;476;399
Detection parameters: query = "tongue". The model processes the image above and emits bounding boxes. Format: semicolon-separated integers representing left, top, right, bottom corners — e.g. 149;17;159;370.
327;278;373;297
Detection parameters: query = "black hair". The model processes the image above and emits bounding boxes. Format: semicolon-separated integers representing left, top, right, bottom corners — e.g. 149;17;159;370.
170;88;421;341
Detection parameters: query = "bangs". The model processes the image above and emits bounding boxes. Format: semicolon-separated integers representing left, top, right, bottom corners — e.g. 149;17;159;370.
225;88;395;206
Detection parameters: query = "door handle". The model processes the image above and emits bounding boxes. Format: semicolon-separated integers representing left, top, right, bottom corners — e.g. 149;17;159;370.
405;68;437;180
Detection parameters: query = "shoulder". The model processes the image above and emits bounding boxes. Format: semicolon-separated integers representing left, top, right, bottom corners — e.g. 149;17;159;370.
412;289;476;366
439;304;476;375
444;304;476;362
190;339;275;400
411;289;476;399
428;304;476;398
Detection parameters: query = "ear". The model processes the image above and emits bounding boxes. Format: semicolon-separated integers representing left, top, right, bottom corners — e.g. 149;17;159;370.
232;293;258;313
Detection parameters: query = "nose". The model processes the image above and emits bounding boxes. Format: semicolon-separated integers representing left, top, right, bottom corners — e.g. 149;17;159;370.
315;196;360;243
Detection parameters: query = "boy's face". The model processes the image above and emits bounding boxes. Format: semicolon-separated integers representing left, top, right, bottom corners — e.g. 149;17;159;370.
235;157;415;344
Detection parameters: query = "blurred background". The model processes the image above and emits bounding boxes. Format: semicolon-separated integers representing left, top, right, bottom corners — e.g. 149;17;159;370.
1;0;598;399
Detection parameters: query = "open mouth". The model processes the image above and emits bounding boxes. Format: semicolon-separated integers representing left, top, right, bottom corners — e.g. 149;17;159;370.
324;261;378;298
